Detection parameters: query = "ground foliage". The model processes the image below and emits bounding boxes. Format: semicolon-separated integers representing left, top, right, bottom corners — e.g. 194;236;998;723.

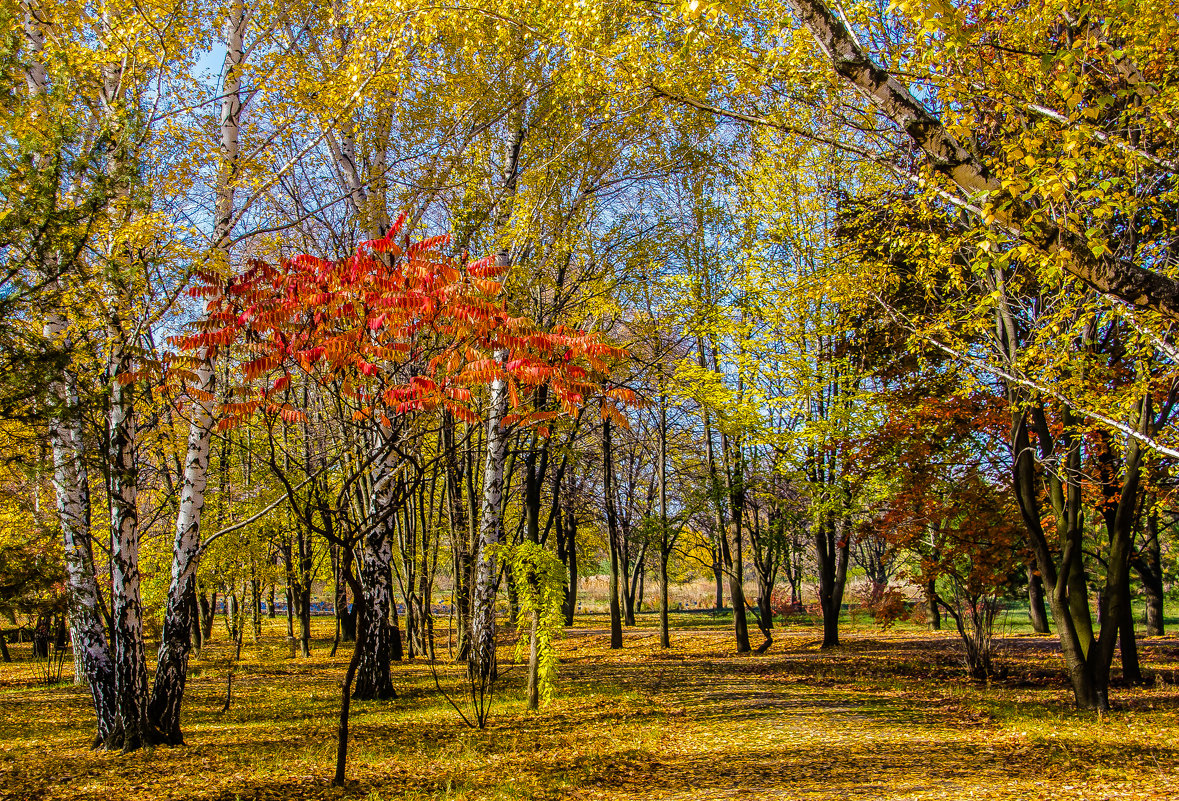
0;615;1177;800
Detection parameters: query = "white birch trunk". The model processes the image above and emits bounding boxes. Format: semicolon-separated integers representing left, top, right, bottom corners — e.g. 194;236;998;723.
327;14;382;240
355;525;396;699
355;424;400;700
98;8;152;750
45;310;118;744
107;331;150;750
24;8;118;745
148;0;244;743
469;348;510;680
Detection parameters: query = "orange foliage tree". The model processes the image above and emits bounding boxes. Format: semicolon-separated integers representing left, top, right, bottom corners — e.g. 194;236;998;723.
867;389;1024;679
173;213;628;780
178;216;623;431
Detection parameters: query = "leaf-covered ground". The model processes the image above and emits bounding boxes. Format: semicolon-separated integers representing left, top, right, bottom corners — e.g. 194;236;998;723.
2;614;1177;800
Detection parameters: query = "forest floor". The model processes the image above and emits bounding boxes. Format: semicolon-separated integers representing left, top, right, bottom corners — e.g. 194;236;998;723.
1;614;1178;800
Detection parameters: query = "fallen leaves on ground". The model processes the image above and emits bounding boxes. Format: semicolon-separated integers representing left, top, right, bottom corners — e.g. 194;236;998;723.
1;615;1177;800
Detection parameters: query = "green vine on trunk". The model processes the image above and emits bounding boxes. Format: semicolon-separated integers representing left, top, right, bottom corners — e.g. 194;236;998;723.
497;541;567;704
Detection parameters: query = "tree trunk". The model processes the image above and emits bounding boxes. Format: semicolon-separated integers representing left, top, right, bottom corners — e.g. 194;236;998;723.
147;341;215;743
149;0;244;747
602;416;624;649
926;579;942;631
190;585;203;656
285;569;295;640
625;543;646;625
526;607;540;711
107;330;153;752
557;506;578;626
658;395;671;649
45;308;117;746
334;546;356;642
814;508;850;649
470;350;511;681
713;554;724;614
297;526;313;657
334;572;366;786
28;1;116;749
250;573;262;643
637;561;645;612
1119;591;1142;683
659;553;671;648
725;519;750;653
1027;566;1050;634
1136;509;1165;636
147;583;198;745
1066;556;1094;656
354;530;396;700
443;412;473;656
202;591;216;641
390;593;404;662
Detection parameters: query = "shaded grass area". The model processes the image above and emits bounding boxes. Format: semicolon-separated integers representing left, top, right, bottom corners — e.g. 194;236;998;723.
1;614;1178;800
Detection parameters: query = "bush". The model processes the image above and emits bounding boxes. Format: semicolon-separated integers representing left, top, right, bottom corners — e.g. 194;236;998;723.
853;582;910;630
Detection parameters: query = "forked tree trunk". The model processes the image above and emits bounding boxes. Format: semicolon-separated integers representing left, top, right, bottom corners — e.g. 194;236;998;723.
814;510;850;649
1012;409;1103;709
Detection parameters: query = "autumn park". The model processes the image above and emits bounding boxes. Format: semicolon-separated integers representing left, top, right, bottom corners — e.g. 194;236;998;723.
3;0;1179;798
